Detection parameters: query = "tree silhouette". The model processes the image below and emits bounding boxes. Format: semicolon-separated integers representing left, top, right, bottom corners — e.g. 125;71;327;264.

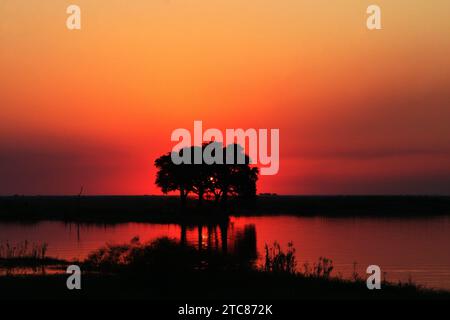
208;144;259;205
154;142;259;206
184;145;211;206
155;152;191;206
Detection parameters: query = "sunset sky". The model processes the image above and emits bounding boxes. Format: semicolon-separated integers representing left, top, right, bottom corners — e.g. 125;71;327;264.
1;0;449;195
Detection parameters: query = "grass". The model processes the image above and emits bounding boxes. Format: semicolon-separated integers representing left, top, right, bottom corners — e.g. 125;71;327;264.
79;238;450;299
0;195;449;223
0;240;48;260
263;241;297;274
0;237;449;299
0;241;67;271
3;269;450;300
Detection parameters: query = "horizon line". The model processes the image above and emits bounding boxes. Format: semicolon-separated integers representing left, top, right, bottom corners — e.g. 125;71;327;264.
0;194;449;197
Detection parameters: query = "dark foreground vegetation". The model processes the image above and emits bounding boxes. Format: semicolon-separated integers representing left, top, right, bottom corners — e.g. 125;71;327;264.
2;271;449;300
0;195;449;223
0;241;66;276
0;237;449;300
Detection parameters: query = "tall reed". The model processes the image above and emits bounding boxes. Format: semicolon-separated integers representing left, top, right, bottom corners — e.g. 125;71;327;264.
0;241;48;260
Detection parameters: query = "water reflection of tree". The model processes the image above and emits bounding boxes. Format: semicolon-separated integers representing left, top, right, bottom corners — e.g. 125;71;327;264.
233;225;257;262
179;222;257;265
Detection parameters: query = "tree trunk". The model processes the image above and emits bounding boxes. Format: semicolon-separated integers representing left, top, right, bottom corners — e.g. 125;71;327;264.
214;193;221;204
198;189;204;206
180;189;187;208
220;186;229;207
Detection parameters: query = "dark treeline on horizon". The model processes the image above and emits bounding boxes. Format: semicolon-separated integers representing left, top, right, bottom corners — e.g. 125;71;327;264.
0;195;449;223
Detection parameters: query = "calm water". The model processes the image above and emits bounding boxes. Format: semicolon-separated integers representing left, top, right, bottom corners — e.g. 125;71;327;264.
1;215;450;290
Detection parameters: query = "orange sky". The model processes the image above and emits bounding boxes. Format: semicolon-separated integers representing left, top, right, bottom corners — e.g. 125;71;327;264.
1;0;450;195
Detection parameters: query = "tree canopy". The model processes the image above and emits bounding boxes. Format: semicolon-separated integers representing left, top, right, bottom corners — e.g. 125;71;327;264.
154;142;259;206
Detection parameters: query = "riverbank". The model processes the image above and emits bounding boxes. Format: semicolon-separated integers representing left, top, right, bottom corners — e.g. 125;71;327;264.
1;237;449;300
1;268;449;300
0;195;449;223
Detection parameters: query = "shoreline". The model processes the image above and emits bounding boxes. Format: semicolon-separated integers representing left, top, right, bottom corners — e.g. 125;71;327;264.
0;195;449;224
1;228;450;300
1;268;449;300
